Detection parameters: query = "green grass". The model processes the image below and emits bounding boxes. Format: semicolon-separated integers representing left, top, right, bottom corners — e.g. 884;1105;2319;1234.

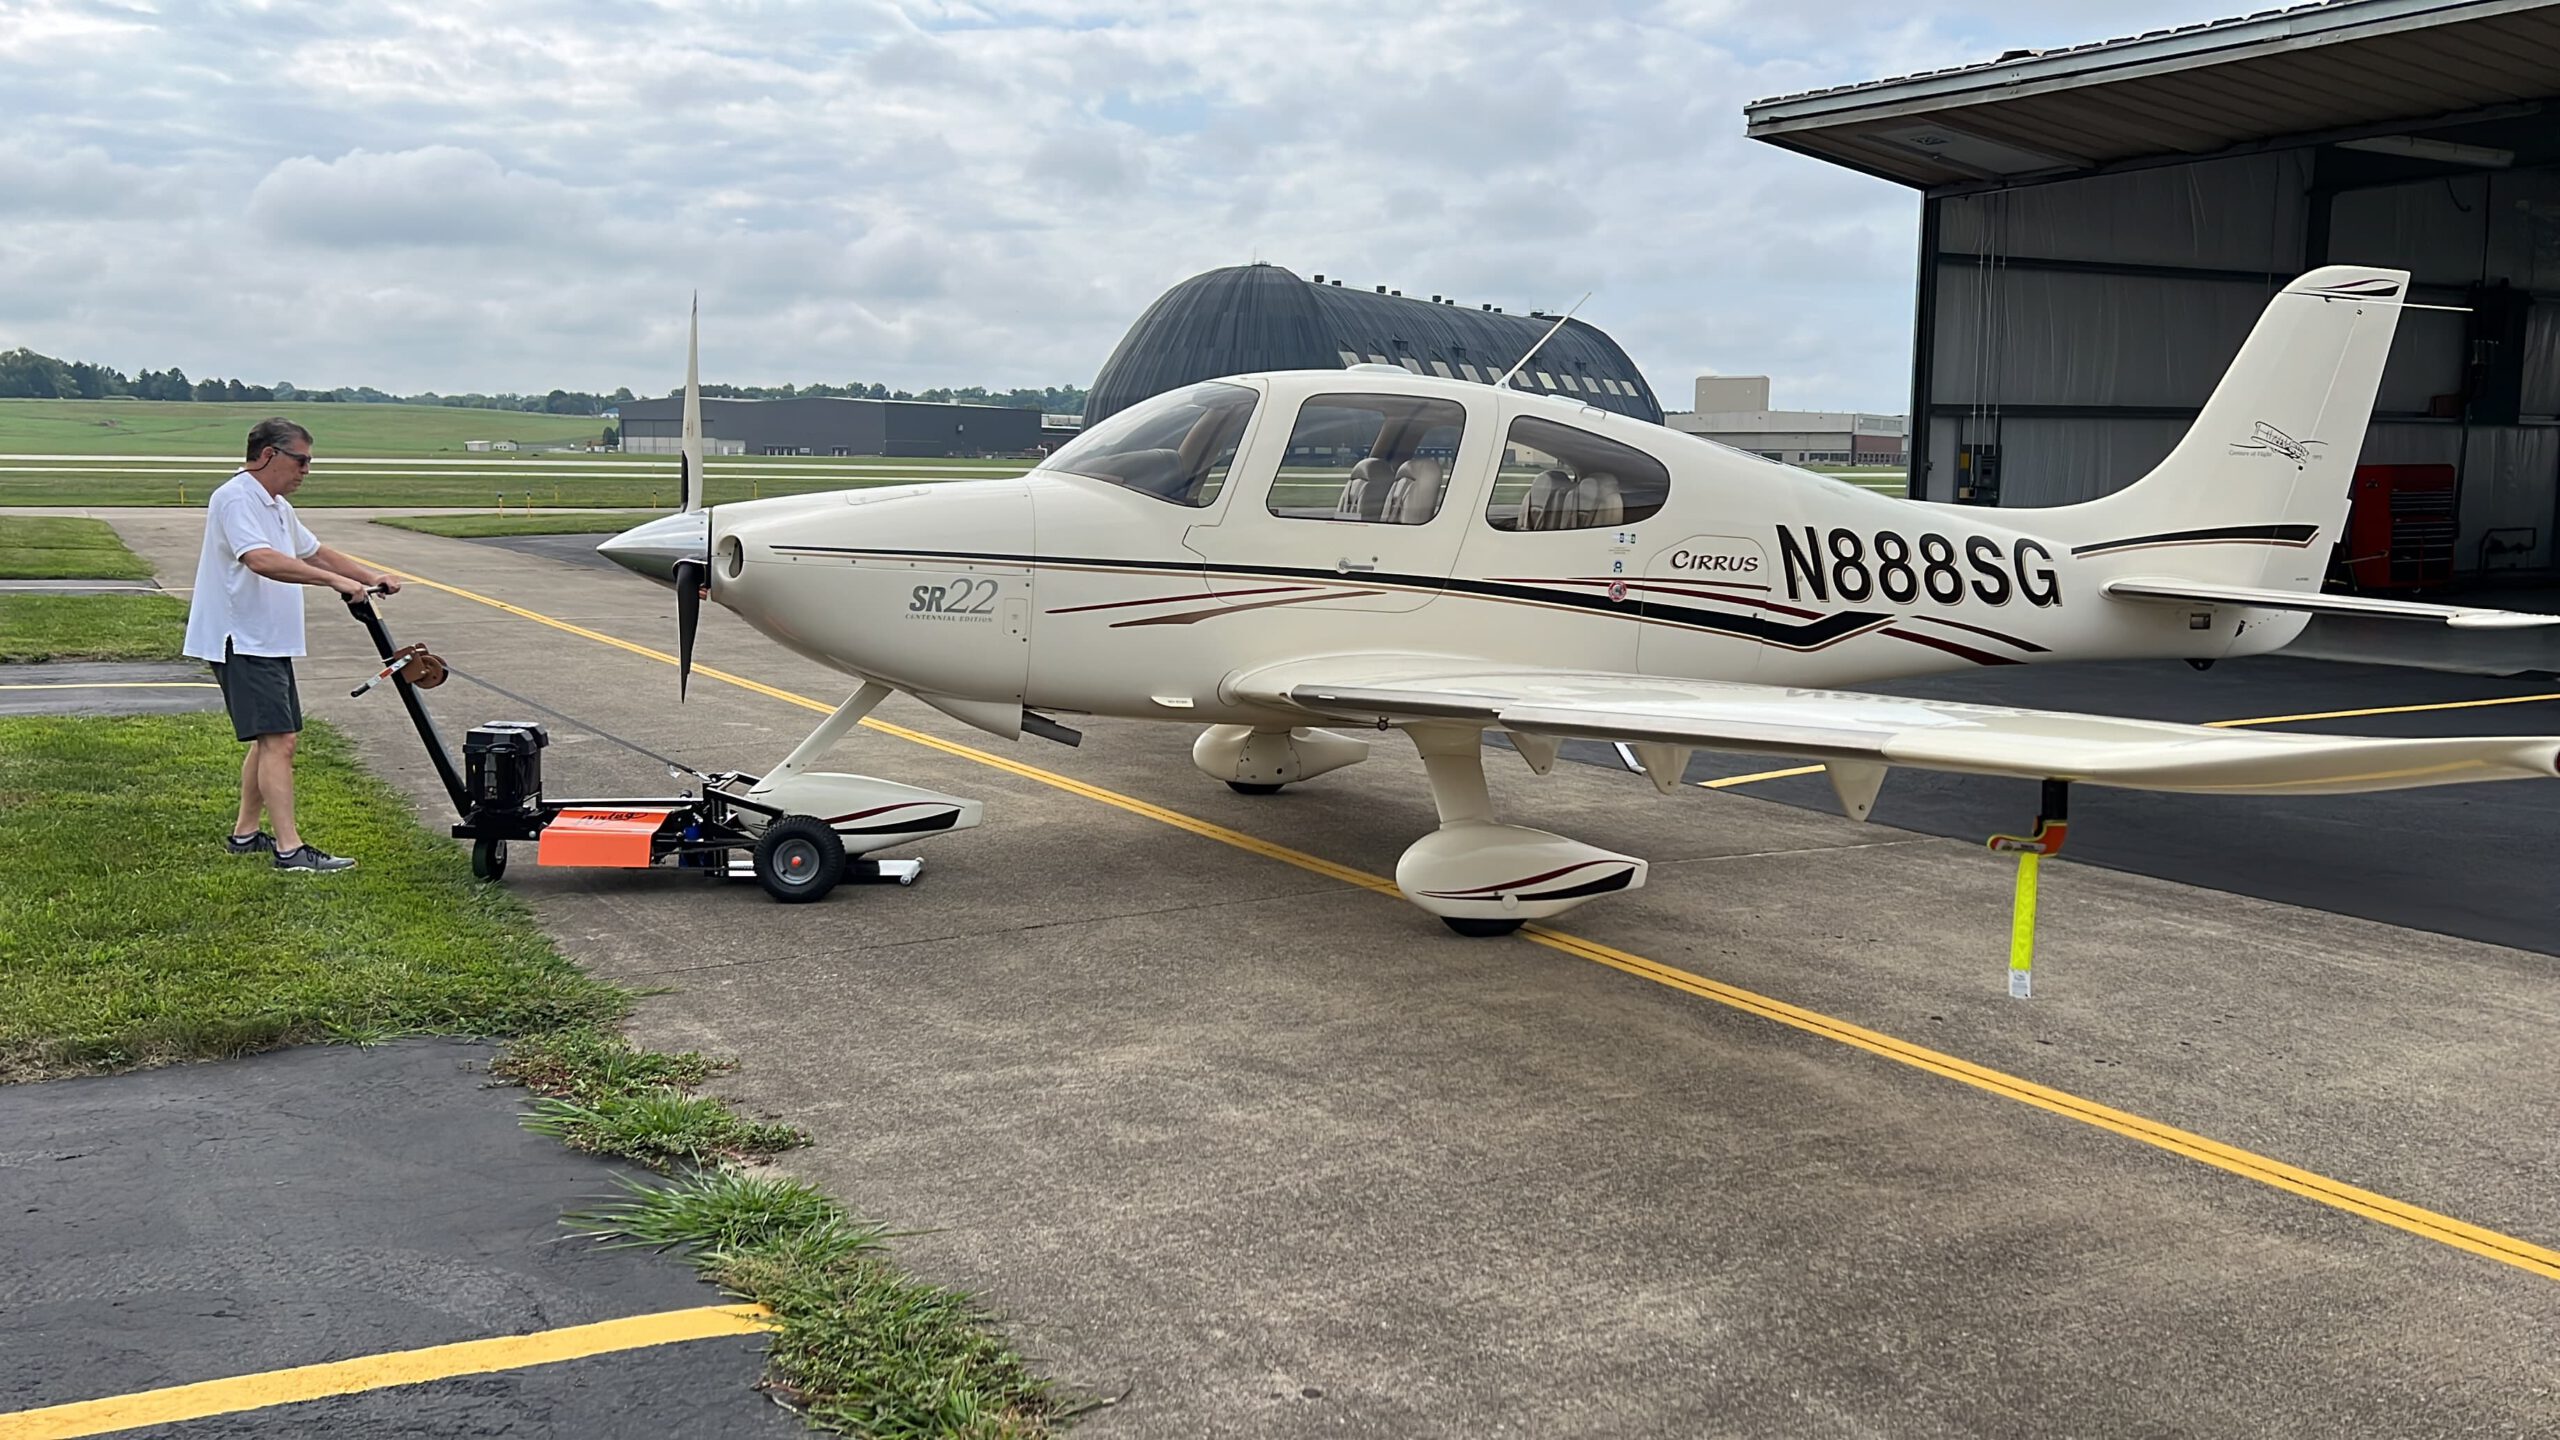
0;399;611;456
526;1089;806;1171
373;510;671;538
0;516;154;581
0;593;186;662
0;467;1001;509
572;1171;1068;1436
492;1024;723;1100
0;715;627;1077
497;1026;807;1170
0;546;152;580
6;517;129;548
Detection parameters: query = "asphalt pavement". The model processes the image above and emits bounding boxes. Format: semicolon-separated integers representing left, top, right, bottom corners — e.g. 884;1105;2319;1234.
0;661;223;717
0;1040;792;1437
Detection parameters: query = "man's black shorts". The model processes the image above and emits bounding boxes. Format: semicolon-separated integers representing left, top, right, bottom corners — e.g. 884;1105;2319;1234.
210;641;302;741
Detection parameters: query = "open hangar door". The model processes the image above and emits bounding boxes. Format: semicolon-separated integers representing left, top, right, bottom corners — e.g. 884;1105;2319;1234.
1744;1;2560;600
1922;145;2560;593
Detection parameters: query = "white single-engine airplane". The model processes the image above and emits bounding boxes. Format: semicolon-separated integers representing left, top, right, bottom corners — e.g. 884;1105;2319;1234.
601;267;2560;934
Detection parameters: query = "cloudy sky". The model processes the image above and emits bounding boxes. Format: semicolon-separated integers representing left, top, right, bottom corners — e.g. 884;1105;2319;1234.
4;0;2258;410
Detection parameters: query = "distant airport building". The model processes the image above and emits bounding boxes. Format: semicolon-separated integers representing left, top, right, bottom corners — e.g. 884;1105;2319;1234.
1746;0;2560;583
1085;263;1663;427
616;395;1041;458
1663;375;1908;466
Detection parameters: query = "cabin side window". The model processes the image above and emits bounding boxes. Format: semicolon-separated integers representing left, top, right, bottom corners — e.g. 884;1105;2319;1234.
1036;380;1255;507
1267;394;1468;526
1483;415;1671;532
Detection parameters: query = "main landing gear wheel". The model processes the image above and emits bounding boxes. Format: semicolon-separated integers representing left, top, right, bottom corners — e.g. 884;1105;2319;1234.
1442;916;1524;938
1226;780;1285;796
470;837;508;881
754;815;846;904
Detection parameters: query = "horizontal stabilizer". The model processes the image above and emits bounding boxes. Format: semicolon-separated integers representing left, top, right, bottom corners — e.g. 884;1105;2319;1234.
2102;577;2560;630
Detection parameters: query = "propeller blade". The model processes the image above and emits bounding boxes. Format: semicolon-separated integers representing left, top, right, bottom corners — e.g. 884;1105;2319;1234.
674;558;704;700
680;293;703;515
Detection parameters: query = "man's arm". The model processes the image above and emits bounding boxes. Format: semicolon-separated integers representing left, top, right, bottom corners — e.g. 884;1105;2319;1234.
241;546;370;598
308;546;401;595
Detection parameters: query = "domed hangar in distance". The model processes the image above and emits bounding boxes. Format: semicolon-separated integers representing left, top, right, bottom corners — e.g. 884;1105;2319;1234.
1084;263;1664;427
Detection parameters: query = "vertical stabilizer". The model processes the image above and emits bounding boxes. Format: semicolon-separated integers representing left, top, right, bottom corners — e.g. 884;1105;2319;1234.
2028;266;2407;594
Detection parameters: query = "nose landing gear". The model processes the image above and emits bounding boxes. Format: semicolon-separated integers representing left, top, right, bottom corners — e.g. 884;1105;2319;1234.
753;815;847;903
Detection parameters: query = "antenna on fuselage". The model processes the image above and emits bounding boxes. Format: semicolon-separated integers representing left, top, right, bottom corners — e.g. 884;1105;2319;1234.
1490;291;1592;393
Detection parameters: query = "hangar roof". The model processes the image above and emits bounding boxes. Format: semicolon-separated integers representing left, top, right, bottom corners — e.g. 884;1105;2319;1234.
1744;0;2560;191
1084;263;1662;426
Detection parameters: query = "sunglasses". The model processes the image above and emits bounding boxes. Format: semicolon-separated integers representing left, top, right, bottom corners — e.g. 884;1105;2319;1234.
271;448;312;468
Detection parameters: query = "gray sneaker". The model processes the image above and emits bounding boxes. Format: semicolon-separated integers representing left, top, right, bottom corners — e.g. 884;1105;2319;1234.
274;844;356;874
225;830;275;856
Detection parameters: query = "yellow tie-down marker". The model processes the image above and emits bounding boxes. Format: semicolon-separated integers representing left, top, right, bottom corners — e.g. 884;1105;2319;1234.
1986;778;2072;999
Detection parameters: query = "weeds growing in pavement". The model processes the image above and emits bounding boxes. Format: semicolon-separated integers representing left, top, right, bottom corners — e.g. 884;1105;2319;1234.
570;1171;1069;1438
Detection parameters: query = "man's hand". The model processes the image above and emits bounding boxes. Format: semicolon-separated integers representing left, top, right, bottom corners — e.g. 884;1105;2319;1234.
371;575;403;596
329;574;370;600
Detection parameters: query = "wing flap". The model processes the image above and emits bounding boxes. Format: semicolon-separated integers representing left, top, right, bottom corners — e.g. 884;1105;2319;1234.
1245;658;2560;798
2102;577;2560;630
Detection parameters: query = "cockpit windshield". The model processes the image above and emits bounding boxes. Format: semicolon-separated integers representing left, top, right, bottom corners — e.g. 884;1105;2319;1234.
1037;381;1257;507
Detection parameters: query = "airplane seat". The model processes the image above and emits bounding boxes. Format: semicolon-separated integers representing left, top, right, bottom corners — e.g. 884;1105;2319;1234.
1521;468;1577;530
1579;471;1623;527
1109;448;1188;497
1337;457;1398;520
1385;457;1443;525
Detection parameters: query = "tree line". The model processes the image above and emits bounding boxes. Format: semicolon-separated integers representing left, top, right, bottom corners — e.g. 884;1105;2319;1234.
686;381;1089;413
0;347;1089;416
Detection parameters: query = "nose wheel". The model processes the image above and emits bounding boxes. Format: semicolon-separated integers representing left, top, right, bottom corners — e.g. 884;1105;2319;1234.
753;815;847;903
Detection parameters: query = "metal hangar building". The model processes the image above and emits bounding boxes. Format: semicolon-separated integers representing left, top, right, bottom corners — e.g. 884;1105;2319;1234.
1745;0;2560;587
617;395;1042;458
1083;263;1665;428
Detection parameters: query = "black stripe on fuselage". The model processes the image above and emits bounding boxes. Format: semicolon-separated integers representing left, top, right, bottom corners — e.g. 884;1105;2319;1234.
773;546;2003;655
2068;523;2319;558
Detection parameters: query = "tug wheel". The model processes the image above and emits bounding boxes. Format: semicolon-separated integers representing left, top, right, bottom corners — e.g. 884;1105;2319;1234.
1441;916;1523;939
754;815;845;904
1226;781;1285;796
470;837;509;881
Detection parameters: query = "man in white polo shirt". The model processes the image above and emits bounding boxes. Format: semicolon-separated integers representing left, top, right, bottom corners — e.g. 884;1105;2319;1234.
183;418;402;874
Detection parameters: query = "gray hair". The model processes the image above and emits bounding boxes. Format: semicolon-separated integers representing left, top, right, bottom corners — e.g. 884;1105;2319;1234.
244;417;313;464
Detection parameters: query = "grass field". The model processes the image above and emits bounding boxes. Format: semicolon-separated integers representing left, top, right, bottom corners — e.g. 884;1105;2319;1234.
0;715;626;1076
0;593;186;661
0;450;1025;508
0;516;153;579
372;511;668;538
0;399;612;456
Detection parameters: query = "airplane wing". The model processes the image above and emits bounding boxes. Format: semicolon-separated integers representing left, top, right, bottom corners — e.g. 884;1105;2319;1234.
2101;577;2560;630
1232;656;2560;799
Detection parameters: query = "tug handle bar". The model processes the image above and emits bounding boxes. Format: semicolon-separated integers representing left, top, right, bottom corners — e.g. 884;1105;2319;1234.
342;587;470;814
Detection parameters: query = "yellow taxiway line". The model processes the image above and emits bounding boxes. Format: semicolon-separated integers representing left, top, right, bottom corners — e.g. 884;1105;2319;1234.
1701;764;1824;788
0;1304;772;1440
1694;693;2560;790
347;555;2560;1289
2203;691;2560;728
